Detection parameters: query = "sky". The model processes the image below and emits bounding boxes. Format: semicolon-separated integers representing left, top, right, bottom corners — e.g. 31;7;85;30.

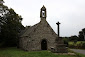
3;0;85;37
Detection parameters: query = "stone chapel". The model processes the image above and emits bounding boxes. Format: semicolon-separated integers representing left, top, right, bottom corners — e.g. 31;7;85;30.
19;5;67;53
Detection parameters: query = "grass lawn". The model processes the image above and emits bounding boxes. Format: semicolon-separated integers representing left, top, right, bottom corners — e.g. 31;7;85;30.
0;47;85;57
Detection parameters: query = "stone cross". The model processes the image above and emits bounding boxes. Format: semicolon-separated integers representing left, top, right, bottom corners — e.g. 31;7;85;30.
56;22;61;37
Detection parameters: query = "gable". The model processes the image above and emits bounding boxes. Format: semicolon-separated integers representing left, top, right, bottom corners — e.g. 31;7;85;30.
20;19;58;38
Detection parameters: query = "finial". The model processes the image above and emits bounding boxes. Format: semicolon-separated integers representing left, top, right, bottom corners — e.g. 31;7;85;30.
43;5;45;7
41;5;46;10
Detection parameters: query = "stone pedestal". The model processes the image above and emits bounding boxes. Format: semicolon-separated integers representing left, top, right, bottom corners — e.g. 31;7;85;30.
51;38;68;53
56;44;68;53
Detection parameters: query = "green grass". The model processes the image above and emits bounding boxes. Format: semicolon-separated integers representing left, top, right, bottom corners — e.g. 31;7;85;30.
0;47;85;57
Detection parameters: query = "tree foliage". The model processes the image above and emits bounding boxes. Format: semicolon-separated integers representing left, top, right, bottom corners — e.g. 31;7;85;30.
62;37;69;47
0;1;24;47
78;31;84;41
69;35;78;41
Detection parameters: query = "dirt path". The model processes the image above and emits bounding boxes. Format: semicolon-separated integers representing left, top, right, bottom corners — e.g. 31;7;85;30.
70;49;85;55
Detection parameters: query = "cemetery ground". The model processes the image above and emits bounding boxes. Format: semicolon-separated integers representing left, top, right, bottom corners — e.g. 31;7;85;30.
0;47;85;57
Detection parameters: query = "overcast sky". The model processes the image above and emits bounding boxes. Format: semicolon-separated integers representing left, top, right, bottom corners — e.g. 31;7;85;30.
4;0;85;37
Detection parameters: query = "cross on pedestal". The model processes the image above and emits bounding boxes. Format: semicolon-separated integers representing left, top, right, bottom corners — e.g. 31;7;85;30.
56;22;61;37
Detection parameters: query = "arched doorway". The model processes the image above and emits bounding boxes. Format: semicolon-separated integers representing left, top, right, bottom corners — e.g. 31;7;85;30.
41;39;47;50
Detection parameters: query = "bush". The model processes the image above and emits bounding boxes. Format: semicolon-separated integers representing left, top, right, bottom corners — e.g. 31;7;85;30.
82;43;85;49
69;41;85;49
63;37;69;47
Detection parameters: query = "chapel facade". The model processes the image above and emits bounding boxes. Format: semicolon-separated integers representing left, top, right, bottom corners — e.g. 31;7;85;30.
19;5;67;53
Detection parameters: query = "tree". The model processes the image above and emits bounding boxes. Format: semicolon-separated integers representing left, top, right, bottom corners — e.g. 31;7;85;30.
0;0;9;44
0;1;24;47
82;28;85;40
69;35;78;41
1;8;24;47
0;0;9;30
78;31;84;41
0;0;4;4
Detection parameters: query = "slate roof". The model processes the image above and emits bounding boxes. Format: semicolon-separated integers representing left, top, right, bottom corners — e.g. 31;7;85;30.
20;22;40;37
20;20;57;37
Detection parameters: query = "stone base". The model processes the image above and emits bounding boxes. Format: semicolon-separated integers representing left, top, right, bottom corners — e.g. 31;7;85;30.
56;44;68;53
51;44;68;53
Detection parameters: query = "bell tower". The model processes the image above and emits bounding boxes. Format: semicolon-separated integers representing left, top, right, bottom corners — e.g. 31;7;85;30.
40;5;47;21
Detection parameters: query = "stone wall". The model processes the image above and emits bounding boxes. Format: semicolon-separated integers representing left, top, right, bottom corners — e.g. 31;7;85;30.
19;18;58;51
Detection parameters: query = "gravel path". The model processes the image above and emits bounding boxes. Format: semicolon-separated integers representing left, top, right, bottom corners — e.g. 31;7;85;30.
70;49;85;55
